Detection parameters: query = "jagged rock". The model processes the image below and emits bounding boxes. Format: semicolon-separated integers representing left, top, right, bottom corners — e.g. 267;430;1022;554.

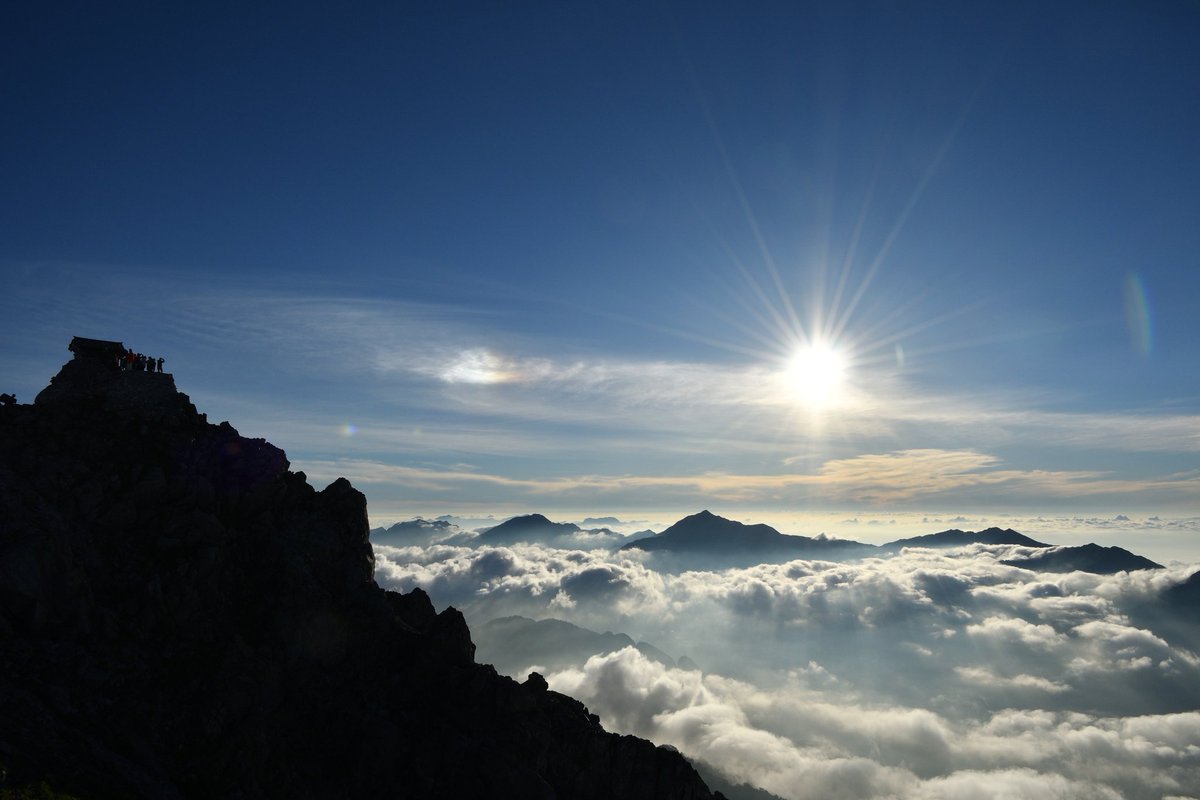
0;350;723;800
475;616;678;676
525;671;550;692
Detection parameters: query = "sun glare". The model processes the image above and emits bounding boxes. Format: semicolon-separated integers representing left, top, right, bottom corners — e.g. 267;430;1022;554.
785;342;848;409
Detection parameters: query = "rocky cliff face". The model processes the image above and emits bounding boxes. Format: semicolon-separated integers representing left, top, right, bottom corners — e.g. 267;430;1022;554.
0;354;721;800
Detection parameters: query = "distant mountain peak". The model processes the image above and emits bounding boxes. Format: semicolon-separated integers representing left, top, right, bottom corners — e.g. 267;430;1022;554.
883;527;1050;550
476;513;581;545
621;510;873;565
1002;542;1163;574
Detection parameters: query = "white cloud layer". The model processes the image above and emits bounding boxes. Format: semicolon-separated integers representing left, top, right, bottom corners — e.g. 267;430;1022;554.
375;540;1200;799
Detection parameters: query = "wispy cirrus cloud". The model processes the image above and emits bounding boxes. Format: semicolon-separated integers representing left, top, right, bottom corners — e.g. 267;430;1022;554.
300;447;1200;510
118;281;1200;455
6;271;1199;519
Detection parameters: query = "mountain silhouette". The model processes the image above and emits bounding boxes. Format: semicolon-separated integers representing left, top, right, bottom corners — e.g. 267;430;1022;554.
1002;543;1163;574
369;517;458;545
473;513;649;549
1163;570;1200;610
0;347;723;799
882;527;1050;550
476;512;583;544
620;510;873;568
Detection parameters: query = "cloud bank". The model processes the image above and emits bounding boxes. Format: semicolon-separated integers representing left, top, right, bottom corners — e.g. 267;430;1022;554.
375;540;1200;799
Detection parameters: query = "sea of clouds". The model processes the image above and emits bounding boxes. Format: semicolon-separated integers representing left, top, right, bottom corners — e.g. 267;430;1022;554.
374;534;1200;800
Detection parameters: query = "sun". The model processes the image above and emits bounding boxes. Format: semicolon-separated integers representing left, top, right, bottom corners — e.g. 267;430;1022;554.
785;341;848;409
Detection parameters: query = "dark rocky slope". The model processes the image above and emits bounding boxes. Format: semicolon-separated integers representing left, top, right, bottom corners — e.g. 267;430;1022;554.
475;616;679;676
1163;570;1200;610
0;353;721;800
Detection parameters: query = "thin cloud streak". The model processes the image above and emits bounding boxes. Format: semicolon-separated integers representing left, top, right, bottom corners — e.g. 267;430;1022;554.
8;272;1197;517
175;290;1200;457
300;448;1200;508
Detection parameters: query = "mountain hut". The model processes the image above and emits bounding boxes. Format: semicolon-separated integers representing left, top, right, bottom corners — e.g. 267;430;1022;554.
68;336;126;363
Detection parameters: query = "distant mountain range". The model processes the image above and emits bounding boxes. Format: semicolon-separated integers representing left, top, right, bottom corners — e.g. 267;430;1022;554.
471;513;653;549
377;509;1166;577
881;527;1049;550
617;512;1165;575
1002;543;1163;574
369;513;652;550
370;517;461;546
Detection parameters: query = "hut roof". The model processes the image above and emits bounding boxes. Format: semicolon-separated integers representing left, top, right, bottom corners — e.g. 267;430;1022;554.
69;336;126;355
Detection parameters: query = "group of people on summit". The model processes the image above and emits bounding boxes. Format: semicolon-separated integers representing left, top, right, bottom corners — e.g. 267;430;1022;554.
119;349;164;374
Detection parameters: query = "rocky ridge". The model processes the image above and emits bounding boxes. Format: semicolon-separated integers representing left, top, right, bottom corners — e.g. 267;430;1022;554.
0;352;721;799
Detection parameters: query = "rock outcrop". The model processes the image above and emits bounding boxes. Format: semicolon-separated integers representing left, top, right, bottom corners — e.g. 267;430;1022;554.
0;352;721;799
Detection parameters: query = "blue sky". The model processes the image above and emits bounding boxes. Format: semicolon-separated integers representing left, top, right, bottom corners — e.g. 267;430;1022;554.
3;2;1198;541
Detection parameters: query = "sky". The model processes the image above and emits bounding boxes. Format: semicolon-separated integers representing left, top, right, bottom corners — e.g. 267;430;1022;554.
2;1;1199;549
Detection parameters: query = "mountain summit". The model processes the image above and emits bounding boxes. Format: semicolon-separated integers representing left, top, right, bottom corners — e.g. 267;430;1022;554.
0;345;721;799
477;512;582;544
624;510;789;552
882;527;1050;550
621;510;873;567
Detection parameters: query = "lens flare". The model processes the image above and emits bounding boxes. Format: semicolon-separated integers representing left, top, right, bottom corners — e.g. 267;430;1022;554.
1123;273;1152;357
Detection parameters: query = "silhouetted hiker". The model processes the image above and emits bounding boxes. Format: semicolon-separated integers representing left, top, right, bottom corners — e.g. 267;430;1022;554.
0;393;15;406
156;357;164;373
124;349;135;371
